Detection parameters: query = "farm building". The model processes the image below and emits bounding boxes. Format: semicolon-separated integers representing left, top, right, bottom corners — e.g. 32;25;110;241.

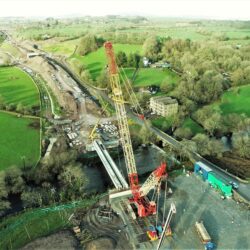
150;96;178;117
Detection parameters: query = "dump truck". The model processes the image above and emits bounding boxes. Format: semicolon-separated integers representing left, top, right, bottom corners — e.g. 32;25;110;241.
195;221;216;250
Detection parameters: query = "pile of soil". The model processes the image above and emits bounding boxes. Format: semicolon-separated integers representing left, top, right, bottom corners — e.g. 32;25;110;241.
85;237;116;250
22;230;79;250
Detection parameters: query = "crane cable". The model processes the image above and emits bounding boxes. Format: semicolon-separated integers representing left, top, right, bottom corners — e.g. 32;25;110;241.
162;179;168;224
155;181;161;228
119;67;144;116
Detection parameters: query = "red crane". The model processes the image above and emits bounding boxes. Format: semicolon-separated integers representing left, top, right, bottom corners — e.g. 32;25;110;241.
104;41;166;217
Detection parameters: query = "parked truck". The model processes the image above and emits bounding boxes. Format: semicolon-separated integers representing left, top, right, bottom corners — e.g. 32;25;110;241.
195;221;216;250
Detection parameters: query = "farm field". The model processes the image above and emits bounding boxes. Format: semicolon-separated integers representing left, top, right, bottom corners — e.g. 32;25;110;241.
0;66;40;108
0;111;40;171
69;43;142;79
212;84;250;117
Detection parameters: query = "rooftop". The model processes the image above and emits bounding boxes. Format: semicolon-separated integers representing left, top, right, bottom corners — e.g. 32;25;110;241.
150;96;178;105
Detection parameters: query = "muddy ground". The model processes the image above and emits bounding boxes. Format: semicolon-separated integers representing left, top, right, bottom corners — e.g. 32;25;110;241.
207;153;250;179
22;230;79;250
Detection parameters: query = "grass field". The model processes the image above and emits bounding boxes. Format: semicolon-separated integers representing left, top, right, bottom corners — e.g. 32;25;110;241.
212;85;250;117
0;67;40;107
69;43;142;80
181;117;204;134
125;68;179;87
0;112;40;171
151;116;174;131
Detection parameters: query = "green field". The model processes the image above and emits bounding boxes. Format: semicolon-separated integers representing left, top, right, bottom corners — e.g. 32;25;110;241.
181;117;204;134
0;67;40;107
127;68;179;87
151;116;174;131
0;112;40;171
70;43;142;79
212;85;250;117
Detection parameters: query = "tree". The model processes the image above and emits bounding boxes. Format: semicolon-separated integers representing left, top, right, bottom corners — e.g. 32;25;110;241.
174;127;193;139
207;138;224;158
192;133;210;156
139;126;157;145
127;53;141;68
194;106;213;125
6;103;16;112
0;172;10;216
203;112;222;136
160;82;175;94
143;37;162;61
76;34;98;56
116;51;127;67
58;164;89;201
96;69;109;88
16;103;24;114
21;190;43;208
4;167;24;194
232;132;250;159
0;95;5;109
192;134;223;158
231;68;245;86
180;139;197;160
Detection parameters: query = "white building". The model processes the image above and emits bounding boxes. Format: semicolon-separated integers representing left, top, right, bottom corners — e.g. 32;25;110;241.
150;96;178;117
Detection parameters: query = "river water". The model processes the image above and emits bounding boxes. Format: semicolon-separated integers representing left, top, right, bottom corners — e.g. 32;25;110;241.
84;145;171;193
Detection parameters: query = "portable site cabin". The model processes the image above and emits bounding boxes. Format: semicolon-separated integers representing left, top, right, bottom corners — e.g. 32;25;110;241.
194;162;212;181
207;172;232;197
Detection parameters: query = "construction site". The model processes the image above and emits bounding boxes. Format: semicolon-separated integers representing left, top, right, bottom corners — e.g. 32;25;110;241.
1;30;250;250
60;42;249;250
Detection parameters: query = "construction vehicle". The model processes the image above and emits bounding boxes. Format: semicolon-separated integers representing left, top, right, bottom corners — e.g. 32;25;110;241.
147;224;172;241
88;103;109;142
104;41;167;217
195;221;216;250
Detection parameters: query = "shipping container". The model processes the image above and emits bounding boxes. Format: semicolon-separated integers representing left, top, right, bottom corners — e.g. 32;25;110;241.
194;161;212;181
207;172;232;197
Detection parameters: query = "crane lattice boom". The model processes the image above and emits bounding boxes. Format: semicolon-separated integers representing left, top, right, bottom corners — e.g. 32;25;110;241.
104;42;139;195
104;41;166;217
